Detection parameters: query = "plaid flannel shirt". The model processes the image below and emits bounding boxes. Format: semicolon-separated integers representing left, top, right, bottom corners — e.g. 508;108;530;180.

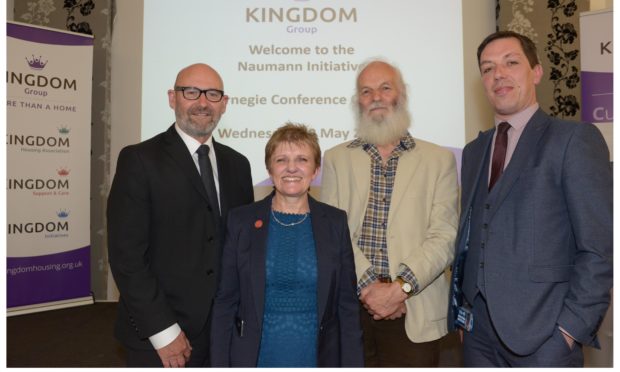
348;133;420;295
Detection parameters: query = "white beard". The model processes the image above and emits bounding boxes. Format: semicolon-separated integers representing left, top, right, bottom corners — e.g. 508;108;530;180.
355;101;411;146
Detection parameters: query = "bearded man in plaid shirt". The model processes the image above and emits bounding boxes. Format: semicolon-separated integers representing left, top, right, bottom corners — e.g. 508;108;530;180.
321;59;459;367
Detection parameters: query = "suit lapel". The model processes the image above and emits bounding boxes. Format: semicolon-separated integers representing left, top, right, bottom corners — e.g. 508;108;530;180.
160;125;209;202
350;147;371;209
388;144;422;221
250;195;271;329
488;109;550;221
309;197;333;322
212;140;229;216
459;130;494;233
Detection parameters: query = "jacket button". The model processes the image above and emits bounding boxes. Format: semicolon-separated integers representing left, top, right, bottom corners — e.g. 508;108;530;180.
479;262;484;269
207;236;214;242
483;223;488;229
481;242;485;249
485;204;490;209
206;269;214;276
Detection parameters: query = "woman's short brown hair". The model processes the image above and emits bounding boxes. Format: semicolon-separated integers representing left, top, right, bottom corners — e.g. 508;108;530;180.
265;122;321;169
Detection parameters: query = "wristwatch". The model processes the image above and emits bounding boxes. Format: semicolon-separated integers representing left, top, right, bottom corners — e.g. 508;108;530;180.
395;277;413;297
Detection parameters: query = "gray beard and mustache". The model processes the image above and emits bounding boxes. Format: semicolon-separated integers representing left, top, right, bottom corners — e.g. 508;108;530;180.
176;106;220;138
354;99;411;146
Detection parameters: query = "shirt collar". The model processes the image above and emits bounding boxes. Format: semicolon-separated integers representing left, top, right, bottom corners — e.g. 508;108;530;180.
174;123;215;154
348;132;416;152
494;103;539;131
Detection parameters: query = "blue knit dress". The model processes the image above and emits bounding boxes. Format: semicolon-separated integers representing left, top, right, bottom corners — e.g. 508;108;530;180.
257;211;318;367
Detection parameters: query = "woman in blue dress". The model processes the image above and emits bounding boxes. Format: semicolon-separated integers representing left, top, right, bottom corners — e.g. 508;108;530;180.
210;123;363;367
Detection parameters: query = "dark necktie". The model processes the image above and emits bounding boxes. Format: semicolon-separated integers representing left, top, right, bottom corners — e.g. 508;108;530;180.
488;121;511;191
196;145;220;215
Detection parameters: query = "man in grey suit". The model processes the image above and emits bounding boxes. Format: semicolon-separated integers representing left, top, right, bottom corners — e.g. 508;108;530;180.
448;31;612;367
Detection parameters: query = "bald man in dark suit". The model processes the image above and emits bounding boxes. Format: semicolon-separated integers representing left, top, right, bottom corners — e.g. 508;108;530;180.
108;63;253;367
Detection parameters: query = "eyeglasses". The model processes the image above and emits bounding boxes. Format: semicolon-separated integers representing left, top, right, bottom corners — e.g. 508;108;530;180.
174;86;225;102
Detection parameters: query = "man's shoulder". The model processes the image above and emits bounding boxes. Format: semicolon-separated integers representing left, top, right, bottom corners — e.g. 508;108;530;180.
322;141;359;169
413;137;449;152
410;138;456;163
530;110;602;143
228;196;268;221
463;127;494;153
545;115;588;132
213;140;250;163
324;140;356;155
119;129;169;156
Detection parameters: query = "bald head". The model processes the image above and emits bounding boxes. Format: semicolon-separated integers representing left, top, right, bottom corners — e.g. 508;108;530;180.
174;63;224;91
356;60;406;99
168;63;229;143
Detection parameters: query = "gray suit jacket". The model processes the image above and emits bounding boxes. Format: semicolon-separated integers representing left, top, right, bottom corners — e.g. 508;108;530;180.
448;109;612;355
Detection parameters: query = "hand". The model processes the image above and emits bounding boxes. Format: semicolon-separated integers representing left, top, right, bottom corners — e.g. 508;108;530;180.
385;302;407;320
156;331;192;367
360;281;407;320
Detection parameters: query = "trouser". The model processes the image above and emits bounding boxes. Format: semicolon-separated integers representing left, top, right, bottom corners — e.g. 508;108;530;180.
463;294;583;367
360;303;440;367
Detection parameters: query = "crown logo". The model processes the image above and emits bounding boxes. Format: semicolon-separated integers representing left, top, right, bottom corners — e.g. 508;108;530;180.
56;209;70;218
57;167;70;176
26;55;48;70
58;126;71;135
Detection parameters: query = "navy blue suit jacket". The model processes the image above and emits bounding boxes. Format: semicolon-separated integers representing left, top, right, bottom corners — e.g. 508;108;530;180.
448;109;612;355
210;194;364;367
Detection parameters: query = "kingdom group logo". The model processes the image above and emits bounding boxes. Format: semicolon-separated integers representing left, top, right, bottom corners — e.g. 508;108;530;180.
26;55;48;70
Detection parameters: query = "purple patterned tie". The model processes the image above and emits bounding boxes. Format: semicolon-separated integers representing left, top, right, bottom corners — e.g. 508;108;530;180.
489;122;511;191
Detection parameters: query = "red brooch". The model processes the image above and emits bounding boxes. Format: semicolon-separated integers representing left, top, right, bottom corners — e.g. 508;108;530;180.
254;219;263;229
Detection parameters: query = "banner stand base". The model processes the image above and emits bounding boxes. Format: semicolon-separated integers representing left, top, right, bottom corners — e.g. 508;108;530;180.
7;296;95;317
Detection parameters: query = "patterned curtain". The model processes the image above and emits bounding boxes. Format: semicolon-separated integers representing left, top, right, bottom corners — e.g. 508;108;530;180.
497;0;587;119
15;0;113;301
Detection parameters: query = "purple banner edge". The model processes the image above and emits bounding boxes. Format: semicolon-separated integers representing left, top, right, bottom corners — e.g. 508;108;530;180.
7;22;93;46
7;245;91;308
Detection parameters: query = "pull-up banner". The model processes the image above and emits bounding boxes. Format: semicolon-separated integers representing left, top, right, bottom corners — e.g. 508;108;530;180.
7;21;93;315
580;8;613;157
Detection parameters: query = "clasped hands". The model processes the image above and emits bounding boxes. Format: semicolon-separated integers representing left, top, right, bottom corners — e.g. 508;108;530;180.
360;281;408;320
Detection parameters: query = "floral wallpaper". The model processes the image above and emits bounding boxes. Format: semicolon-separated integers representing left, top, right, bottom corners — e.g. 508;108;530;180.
20;0;57;24
497;0;587;119
64;0;96;34
546;1;581;117
15;0;113;301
